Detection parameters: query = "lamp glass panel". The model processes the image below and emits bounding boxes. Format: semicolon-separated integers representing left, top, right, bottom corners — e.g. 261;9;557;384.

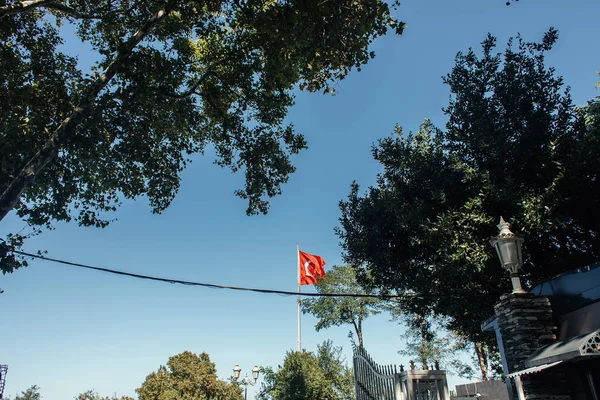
497;239;519;266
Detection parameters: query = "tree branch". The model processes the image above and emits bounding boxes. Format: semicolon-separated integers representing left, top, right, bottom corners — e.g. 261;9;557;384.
0;0;53;17
1;0;142;20
352;318;363;348
42;2;110;19
159;70;220;99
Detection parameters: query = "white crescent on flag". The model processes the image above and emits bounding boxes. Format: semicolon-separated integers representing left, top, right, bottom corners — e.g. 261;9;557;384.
304;260;314;278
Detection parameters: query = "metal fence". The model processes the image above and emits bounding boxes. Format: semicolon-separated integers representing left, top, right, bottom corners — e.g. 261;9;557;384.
353;346;402;400
353;347;450;400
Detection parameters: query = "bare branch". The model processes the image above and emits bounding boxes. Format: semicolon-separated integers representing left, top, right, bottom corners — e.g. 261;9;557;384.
41;2;105;19
1;0;142;20
0;0;53;17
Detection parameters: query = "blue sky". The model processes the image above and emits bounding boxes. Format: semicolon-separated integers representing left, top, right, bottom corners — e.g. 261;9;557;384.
1;0;599;399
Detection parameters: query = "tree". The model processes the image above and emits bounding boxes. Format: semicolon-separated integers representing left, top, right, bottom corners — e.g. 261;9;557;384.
337;29;600;381
136;351;242;400
0;0;405;273
384;300;493;379
75;390;134;400
395;314;493;380
398;314;446;371
11;385;41;400
316;341;355;400
301;265;380;348
257;345;354;400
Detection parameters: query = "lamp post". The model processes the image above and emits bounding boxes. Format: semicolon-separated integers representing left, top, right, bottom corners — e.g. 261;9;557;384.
490;217;526;294
233;364;259;400
0;364;7;399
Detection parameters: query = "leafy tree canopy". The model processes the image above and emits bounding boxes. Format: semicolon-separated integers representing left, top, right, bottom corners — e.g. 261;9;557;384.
136;350;242;400
75;390;134;400
0;0;404;273
316;340;355;400
337;28;600;352
258;343;354;400
9;385;42;400
301;264;380;348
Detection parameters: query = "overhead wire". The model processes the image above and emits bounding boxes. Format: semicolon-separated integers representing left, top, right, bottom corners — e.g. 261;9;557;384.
12;250;477;300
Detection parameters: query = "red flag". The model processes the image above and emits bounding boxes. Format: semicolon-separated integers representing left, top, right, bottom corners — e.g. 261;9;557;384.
299;250;326;286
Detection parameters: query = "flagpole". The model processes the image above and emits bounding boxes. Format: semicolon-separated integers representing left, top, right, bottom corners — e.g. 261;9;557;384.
297;243;301;352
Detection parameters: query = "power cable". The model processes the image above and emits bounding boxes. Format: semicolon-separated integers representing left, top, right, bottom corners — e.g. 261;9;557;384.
13;250;477;300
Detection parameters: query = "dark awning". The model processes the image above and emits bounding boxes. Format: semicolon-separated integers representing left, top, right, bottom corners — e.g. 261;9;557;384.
526;329;600;368
507;329;600;378
507;361;562;378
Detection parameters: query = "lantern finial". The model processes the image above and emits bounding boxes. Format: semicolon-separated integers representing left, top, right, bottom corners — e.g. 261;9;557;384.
497;217;515;237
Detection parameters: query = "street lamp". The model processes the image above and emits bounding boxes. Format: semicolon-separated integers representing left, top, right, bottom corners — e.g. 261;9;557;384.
490;217;526;294
233;364;260;400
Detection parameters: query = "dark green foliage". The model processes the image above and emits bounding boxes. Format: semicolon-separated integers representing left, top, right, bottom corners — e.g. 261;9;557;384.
337;29;600;376
136;351;242;400
0;0;404;272
1;234;28;273
301;265;380;348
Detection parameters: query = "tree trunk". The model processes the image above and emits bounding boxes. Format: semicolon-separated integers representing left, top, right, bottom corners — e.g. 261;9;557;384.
474;341;488;381
353;317;364;349
419;316;429;370
420;351;429;371
0;2;175;223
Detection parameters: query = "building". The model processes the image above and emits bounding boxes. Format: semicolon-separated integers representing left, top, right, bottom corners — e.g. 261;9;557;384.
482;263;600;400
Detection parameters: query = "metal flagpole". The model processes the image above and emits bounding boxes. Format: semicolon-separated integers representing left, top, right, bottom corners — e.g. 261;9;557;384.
297;243;301;352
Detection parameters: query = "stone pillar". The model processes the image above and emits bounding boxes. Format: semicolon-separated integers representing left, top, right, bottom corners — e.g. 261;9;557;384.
494;293;570;399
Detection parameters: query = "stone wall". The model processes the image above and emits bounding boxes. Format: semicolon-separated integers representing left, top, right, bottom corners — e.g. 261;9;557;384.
494;294;555;372
494;293;570;399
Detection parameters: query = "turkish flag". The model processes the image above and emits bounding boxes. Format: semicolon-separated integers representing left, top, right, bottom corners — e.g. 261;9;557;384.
299;250;326;286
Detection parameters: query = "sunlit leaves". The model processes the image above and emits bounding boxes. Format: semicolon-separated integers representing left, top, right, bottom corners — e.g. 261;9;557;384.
257;348;347;400
1;0;403;272
136;351;242;400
